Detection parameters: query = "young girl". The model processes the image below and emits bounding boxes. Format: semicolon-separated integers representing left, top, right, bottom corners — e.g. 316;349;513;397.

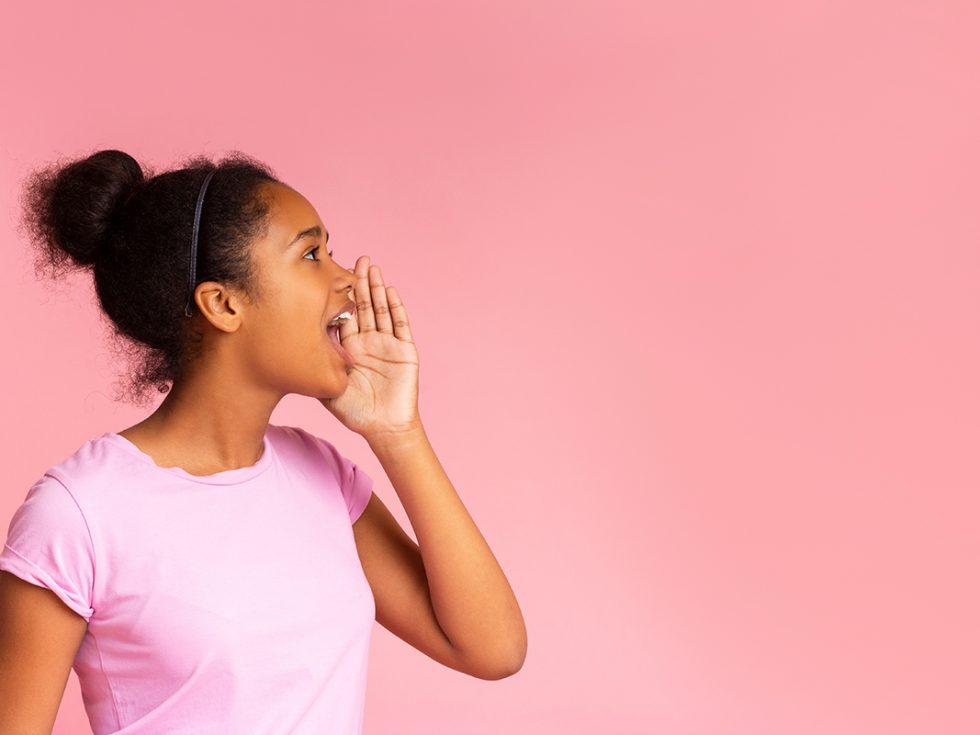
0;149;526;734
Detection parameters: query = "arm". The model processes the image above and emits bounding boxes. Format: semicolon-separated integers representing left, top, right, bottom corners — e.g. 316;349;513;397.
0;570;88;735
321;259;526;678
361;423;526;679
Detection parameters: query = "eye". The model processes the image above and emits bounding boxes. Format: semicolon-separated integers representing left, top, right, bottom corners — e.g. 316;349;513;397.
303;245;334;263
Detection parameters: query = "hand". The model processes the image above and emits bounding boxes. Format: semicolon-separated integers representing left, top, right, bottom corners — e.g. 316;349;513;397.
318;256;422;438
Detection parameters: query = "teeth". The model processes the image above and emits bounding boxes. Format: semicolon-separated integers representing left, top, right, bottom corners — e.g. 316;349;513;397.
327;311;353;327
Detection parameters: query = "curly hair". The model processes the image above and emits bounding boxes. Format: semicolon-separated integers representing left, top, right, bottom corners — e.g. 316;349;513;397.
17;148;283;408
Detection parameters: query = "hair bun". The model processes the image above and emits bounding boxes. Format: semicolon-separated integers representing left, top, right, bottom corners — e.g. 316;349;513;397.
19;148;146;268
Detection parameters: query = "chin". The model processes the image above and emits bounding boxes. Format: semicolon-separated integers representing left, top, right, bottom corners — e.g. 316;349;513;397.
319;370;350;396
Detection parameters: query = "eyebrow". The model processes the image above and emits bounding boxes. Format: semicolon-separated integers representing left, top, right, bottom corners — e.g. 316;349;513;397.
286;225;330;249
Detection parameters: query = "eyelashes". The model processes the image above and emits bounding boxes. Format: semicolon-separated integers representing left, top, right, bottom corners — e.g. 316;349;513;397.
304;247;335;262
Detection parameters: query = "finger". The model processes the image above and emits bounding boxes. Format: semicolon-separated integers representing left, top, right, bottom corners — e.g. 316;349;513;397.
385;285;414;343
369;264;394;334
353;256;376;332
339;267;358;339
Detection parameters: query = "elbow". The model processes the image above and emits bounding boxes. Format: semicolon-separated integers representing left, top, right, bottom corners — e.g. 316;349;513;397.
472;658;523;681
498;650;526;679
451;617;527;680
468;638;527;681
502;638;527;678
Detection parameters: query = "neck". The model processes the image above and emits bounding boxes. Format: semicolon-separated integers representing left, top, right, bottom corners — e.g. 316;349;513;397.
124;360;284;472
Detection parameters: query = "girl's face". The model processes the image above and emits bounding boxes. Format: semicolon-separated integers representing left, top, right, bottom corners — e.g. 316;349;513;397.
223;181;359;399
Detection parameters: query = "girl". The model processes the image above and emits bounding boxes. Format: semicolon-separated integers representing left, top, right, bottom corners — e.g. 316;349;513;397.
0;149;526;734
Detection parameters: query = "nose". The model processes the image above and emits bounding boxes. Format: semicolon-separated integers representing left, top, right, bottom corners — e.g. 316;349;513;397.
339;265;356;298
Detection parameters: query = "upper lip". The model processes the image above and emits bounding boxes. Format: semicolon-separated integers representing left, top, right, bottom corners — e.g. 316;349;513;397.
326;299;356;326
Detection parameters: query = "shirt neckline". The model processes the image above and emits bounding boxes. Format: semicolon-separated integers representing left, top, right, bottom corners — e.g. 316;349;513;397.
100;427;275;485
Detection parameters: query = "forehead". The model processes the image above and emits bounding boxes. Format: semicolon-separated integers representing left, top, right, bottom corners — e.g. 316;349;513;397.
261;183;324;244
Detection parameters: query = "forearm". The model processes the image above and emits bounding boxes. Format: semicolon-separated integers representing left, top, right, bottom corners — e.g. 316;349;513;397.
364;423;527;673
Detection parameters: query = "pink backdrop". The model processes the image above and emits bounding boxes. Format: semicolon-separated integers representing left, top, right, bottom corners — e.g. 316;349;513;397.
2;1;978;733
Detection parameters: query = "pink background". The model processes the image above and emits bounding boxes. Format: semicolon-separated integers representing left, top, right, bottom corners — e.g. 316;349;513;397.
1;1;978;733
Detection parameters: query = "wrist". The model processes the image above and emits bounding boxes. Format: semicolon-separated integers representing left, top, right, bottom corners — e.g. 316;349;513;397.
363;421;427;451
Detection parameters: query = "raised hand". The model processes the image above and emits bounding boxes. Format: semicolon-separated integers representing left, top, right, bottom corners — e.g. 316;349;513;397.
318;255;421;438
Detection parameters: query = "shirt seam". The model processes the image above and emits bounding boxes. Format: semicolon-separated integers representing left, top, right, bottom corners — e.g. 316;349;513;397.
1;542;93;616
89;627;123;730
43;473;97;607
42;471;123;729
103;433;276;485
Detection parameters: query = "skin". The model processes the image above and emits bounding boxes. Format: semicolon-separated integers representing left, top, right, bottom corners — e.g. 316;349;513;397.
0;572;88;734
118;181;366;470
115;181;527;676
0;181;526;732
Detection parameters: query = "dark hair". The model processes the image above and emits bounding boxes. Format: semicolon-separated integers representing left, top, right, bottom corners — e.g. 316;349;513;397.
17;148;283;408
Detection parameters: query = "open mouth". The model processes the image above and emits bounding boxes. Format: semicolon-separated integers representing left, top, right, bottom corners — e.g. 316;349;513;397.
325;320;356;367
323;299;357;367
326;299;357;328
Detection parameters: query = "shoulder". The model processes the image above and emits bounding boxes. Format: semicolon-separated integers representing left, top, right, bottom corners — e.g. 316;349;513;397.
0;473;96;621
268;423;344;465
3;473;88;537
268;424;373;523
32;432;142;501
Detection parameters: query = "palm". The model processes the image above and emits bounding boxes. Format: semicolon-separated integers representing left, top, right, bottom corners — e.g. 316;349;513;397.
318;259;421;437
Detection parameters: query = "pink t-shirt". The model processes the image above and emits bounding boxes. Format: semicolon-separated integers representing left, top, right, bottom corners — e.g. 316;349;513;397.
0;423;376;734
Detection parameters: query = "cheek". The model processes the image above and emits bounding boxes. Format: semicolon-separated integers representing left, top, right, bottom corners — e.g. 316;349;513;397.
237;289;333;371
255;288;322;335
238;307;317;369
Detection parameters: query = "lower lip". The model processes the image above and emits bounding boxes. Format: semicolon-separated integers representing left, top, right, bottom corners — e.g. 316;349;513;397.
326;325;356;367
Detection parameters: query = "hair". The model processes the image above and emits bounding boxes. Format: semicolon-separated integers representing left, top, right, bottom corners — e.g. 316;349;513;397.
17;148;284;409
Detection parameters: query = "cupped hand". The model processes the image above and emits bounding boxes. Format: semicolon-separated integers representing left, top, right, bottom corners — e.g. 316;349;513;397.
318;256;421;437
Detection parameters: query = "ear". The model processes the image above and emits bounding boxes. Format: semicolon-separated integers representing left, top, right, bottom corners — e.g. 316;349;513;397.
192;281;245;334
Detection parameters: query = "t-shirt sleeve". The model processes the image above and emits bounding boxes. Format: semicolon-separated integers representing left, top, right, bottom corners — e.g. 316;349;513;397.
338;449;374;524
288;426;374;524
0;473;96;622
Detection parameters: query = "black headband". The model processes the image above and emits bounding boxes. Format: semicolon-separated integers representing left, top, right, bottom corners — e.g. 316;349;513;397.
184;169;217;317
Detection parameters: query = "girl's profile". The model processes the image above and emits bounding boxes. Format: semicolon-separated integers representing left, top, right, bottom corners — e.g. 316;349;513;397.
0;149;527;734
